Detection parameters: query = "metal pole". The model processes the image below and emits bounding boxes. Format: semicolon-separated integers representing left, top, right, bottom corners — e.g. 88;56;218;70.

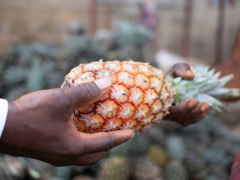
181;0;193;58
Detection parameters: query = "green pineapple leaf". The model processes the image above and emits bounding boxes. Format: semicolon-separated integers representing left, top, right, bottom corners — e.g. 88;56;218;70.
170;66;240;112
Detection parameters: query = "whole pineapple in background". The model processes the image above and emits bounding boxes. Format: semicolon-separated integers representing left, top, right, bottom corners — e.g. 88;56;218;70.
61;60;240;133
97;156;130;180
132;157;164;180
0;156;26;180
25;158;54;180
184;152;206;180
164;160;188;180
73;175;95;180
148;145;169;168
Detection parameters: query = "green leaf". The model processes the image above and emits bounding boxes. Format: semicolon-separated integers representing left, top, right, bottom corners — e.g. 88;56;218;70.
218;74;233;87
207;88;229;96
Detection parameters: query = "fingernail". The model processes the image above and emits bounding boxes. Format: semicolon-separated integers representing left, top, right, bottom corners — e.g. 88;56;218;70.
130;131;135;138
187;70;194;75
201;105;208;112
124;129;135;139
94;78;112;91
188;100;195;108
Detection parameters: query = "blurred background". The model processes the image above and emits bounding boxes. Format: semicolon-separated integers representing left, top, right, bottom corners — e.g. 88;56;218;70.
0;0;240;180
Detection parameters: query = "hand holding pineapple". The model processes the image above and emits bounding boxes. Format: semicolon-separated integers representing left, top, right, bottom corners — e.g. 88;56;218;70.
0;78;134;166
164;63;210;126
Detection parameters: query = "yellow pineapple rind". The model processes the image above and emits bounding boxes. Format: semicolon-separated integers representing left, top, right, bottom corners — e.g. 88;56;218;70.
62;60;174;133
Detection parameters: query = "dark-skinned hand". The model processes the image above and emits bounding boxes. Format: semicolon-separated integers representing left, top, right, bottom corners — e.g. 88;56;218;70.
164;63;210;126
0;78;134;166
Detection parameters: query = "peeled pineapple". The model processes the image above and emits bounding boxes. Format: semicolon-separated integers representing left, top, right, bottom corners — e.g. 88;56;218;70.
62;60;239;133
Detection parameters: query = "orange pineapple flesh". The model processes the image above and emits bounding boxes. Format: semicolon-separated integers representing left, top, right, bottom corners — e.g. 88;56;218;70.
61;60;175;133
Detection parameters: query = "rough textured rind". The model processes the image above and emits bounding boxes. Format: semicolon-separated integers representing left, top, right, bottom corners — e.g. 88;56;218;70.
61;60;174;133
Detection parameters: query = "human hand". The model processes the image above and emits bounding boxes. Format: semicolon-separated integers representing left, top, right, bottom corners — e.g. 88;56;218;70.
0;78;134;166
167;63;195;80
163;98;210;126
165;63;210;126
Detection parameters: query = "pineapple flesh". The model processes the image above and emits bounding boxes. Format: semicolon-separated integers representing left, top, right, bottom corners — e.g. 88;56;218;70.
62;60;239;133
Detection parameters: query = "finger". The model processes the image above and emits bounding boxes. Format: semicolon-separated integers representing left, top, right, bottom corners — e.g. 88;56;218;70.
163;98;195;120
184;110;209;126
73;151;108;166
172;98;197;114
200;103;210;112
175;69;194;80
193;112;209;123
168;63;194;80
194;111;209;121
64;78;111;110
26;150;108;166
191;102;209;114
80;129;135;154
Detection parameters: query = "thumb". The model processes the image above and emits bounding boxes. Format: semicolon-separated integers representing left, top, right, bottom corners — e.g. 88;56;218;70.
175;69;194;80
65;78;111;110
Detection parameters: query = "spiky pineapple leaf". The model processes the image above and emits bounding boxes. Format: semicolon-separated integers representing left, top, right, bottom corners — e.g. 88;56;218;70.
170;66;240;112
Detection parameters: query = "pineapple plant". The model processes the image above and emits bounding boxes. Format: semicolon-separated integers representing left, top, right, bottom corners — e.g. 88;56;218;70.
61;60;240;133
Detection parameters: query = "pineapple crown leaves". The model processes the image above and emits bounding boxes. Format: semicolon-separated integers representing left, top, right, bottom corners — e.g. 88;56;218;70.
168;66;240;112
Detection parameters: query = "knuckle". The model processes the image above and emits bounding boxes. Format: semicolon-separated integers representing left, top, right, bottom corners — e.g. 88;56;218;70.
53;89;72;109
180;63;190;70
75;82;101;103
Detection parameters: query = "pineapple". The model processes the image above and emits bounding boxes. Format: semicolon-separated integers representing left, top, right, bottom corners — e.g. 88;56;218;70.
0;156;26;180
61;60;239;133
132;157;163;180
148;145;169;168
73;176;95;180
97;156;130;180
164;159;188;180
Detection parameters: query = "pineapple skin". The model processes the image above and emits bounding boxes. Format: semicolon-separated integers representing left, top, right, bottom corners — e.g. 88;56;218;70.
61;60;174;133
